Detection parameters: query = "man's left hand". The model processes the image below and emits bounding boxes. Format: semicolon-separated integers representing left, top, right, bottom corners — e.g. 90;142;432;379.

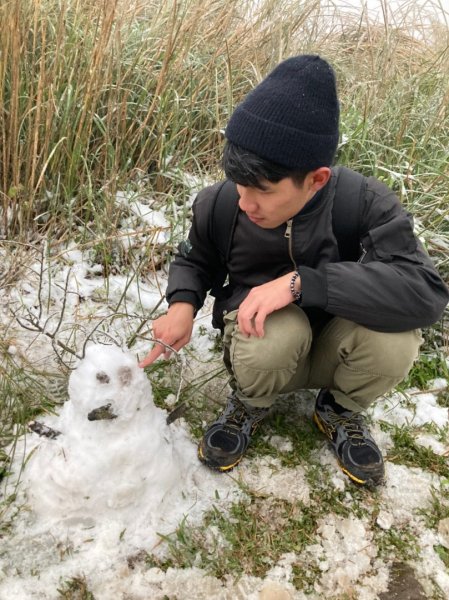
237;271;298;337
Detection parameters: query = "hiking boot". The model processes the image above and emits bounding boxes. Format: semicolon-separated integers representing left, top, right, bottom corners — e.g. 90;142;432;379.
313;389;385;486
198;393;270;472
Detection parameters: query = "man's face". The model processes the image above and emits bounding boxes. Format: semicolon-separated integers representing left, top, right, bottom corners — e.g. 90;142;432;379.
236;176;313;229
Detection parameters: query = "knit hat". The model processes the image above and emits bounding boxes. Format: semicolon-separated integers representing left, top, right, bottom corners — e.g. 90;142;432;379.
225;55;339;171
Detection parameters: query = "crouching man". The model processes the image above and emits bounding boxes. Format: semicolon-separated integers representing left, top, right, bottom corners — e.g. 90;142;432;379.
139;55;449;486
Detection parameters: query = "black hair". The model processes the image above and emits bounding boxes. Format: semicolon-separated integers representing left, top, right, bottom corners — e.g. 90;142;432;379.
222;141;307;190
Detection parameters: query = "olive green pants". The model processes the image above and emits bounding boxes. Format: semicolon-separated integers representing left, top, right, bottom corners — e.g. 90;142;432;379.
223;305;423;412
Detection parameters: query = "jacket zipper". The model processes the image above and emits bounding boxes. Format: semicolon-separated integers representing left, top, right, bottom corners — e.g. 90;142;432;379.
358;242;367;263
284;219;297;270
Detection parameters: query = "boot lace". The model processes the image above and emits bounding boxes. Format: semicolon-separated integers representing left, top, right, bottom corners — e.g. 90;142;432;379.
326;411;366;445
221;397;267;435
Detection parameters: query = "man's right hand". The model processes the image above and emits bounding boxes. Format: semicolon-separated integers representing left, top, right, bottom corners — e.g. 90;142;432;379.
138;302;195;368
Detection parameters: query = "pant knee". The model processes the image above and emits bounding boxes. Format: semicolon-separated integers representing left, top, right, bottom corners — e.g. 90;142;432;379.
310;319;423;411
229;305;312;372
223;305;312;400
352;328;423;379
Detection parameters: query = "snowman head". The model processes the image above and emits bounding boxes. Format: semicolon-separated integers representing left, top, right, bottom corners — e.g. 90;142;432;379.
67;344;154;422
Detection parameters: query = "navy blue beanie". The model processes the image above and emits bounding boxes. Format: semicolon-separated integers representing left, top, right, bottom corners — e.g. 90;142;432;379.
225;55;339;171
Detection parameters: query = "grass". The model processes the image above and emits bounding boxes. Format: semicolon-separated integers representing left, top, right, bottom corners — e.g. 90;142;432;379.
129;365;449;595
0;346;57;458
1;0;300;238
387;425;449;478
435;545;449;569
0;343;63;521
375;525;421;562
57;576;95;600
152;496;322;581
399;353;449;391
418;485;449;530
147;463;375;590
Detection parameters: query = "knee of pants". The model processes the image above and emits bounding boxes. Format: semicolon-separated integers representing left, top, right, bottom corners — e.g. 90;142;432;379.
226;304;312;373
349;326;423;379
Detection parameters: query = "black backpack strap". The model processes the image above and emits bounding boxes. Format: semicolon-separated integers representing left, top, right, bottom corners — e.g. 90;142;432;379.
209;179;240;263
209;180;240;296
332;166;367;261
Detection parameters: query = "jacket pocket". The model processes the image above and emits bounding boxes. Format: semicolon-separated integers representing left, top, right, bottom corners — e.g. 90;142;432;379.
361;216;419;263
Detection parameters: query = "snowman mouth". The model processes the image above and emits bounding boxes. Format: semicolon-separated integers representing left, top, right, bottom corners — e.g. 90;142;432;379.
87;403;118;422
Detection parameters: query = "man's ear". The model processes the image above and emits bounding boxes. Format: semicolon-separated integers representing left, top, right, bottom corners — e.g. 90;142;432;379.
306;167;332;192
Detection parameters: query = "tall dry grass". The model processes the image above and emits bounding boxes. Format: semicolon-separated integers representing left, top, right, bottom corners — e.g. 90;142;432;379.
0;0;320;237
2;0;447;240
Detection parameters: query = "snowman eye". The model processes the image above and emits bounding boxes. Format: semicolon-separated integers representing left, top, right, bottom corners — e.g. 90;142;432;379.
117;366;132;387
96;371;110;384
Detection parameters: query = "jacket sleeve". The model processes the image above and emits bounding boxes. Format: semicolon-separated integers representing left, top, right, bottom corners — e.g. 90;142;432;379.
298;177;449;332
165;183;223;312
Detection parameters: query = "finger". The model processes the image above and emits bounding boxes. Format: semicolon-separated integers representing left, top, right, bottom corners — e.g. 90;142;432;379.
171;339;186;352
138;342;165;368
160;337;189;361
238;312;258;338
248;315;261;338
254;311;267;338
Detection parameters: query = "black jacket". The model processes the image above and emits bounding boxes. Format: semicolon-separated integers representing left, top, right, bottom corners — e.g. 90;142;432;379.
166;169;449;333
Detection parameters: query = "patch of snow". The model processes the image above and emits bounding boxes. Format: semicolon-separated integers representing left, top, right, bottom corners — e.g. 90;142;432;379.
370;423;394;454
413;529;449;597
372;391;449;428
376;510;394;530
305;514;389;600
116;192;169;228
190;318;220;358
380;463;438;525
309;446;347;491
415;434;448;456
259;553;311;599
268;435;294;453
239;457;310;505
413;392;449;428
428;378;447;391
84;564;308;600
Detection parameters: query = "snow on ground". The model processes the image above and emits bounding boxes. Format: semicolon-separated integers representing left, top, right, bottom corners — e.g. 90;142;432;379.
239;456;310;505
1;193;448;599
372;388;449;429
305;514;389;599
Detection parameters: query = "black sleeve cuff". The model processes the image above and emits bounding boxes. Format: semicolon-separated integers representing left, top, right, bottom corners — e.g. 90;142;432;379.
297;266;328;309
167;291;200;313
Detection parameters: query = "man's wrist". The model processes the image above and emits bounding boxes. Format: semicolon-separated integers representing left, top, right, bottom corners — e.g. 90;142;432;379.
168;302;195;317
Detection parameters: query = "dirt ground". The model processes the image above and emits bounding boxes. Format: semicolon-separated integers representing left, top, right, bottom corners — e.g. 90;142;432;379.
379;563;428;600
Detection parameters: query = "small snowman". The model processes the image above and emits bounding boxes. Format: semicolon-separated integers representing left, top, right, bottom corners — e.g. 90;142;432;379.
23;344;190;525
